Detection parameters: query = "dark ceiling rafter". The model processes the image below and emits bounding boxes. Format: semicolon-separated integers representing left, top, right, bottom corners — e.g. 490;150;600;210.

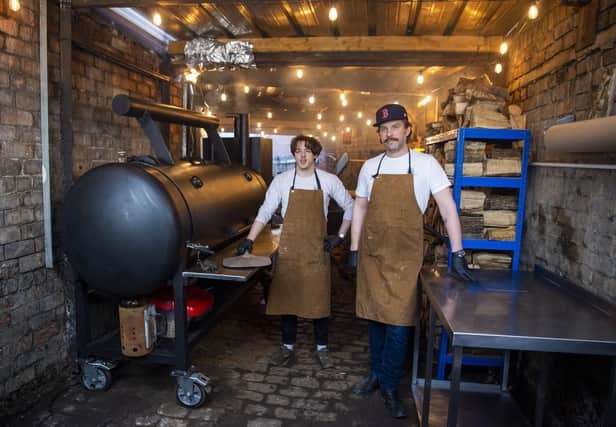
237;1;269;38
281;1;305;36
199;3;236;38
367;0;377;36
478;2;503;34
329;0;340;37
154;6;198;39
406;0;422;35
443;0;468;36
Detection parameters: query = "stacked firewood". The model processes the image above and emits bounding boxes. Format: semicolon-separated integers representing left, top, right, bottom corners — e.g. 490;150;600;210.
442;140;523;178
439;75;526;131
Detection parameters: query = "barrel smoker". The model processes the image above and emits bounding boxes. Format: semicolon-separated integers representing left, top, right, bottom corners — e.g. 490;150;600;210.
64;95;273;407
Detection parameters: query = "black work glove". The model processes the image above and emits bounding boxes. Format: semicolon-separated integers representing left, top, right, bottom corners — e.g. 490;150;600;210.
347;250;358;274
236;238;254;255
324;234;344;252
452;250;475;282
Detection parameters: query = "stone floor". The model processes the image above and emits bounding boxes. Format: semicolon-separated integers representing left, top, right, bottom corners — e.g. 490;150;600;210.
4;257;420;427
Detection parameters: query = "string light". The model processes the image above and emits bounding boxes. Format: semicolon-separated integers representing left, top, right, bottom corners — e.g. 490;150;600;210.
323;132;328;137
528;2;539;19
260;130;265;136
153;12;162;26
317;113;322;120
494;63;503;74
257;121;262;128
220;92;227;102
220;127;225;132
331;135;336;141
317;124;322;130
357;112;363;119
267;112;272;119
345;126;350;132
366;119;372;126
499;41;508;55
418;95;432;107
341;98;348;107
296;69;304;79
308;95;315;104
9;0;20;12
244;85;250;94
339;93;346;101
328;6;338;21
206;110;213;117
184;68;200;83
274;129;278;134
417;71;424;85
339;114;344;122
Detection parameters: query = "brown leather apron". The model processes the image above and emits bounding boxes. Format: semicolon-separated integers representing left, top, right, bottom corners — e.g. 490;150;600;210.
266;170;331;319
356;150;423;326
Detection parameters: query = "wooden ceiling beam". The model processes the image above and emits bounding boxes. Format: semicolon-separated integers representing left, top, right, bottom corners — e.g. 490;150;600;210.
236;1;269;38
443;0;467;36
367;0;377;36
406;0;421;35
169;35;501;55
281;1;305;37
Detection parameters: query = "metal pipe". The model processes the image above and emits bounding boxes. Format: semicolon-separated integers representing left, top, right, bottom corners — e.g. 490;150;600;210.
530;162;616;170
60;0;73;192
112;95;220;128
40;0;53;268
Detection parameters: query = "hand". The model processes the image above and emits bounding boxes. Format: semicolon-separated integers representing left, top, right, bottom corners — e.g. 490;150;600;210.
347;250;358;274
452;251;474;282
236;238;253;255
324;234;344;252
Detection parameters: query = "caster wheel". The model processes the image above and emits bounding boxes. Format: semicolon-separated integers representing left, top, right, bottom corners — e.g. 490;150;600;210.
176;381;207;408
81;367;111;391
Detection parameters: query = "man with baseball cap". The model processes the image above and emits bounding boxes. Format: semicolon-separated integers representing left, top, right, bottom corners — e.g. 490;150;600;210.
348;104;473;418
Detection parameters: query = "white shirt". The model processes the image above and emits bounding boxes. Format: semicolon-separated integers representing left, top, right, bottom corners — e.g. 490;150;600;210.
355;150;451;214
255;169;354;224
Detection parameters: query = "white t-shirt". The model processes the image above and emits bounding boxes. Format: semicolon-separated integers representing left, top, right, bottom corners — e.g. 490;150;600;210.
355;150;451;213
255;169;354;224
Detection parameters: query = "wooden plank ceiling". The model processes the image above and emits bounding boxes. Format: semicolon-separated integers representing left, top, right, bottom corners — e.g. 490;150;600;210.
73;0;528;137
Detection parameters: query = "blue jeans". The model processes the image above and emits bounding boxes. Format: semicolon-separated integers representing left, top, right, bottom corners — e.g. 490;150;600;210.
368;320;413;392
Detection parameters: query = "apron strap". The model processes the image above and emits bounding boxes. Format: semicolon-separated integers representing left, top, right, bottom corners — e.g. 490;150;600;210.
291;168;322;190
372;149;413;178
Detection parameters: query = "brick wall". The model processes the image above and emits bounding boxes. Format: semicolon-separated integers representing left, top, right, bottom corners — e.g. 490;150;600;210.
0;3;182;415
507;1;616;425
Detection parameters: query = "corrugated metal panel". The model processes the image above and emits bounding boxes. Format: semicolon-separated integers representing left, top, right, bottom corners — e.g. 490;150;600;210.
415;1;460;35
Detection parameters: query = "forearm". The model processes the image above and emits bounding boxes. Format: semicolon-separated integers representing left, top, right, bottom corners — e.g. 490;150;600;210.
443;211;463;252
246;220;266;242
338;219;351;236
350;199;368;250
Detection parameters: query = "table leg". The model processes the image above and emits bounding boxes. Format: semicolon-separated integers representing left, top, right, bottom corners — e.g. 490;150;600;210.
412;281;422;385
421;305;436;426
604;356;616;427
534;352;548;427
447;345;463;427
501;350;511;392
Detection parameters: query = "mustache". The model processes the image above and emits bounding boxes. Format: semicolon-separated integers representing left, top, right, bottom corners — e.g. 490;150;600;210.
384;137;399;143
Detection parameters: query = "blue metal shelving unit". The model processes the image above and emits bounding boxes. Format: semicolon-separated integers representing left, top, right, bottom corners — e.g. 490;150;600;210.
425;127;531;380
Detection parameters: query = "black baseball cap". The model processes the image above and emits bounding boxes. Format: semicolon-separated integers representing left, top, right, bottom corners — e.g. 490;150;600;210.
373;104;409;127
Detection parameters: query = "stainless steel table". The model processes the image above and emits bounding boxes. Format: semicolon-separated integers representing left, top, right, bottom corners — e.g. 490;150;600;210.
417;268;616;427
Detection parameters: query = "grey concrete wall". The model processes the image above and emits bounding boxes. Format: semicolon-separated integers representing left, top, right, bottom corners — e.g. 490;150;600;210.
0;3;182;415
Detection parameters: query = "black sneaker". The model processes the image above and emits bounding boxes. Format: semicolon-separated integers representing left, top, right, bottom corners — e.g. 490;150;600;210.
269;345;294;366
380;389;408;419
353;372;379;396
315;348;334;369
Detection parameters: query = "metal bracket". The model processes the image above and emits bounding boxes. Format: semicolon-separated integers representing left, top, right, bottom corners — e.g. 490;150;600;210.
171;368;211;390
79;358;117;375
138;111;174;166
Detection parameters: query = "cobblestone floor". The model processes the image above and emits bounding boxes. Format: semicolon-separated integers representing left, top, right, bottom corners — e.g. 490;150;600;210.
5;256;419;426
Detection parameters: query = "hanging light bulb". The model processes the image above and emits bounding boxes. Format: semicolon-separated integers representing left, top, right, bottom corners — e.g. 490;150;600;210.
220;92;227;102
357;112;363;119
417;71;424;85
317;124;322;130
244;85;250;94
296;69;304;79
267;111;273;119
341;98;348;107
260;130;265;136
323;132;328;137
317;113;322;120
345;126;351;132
329;6;338;22
528;2;539;19
220;127;225;133
339;114;344;122
274;129;278;134
257;121;262;128
206;110;213;117
308;95;315;104
153;12;162;26
366;119;372;126
331;135;336;141
9;0;20;12
494;63;503;74
499;41;508;55
339;93;346;101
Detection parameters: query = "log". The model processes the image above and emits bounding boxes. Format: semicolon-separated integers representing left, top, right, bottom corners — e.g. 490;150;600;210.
445;162;483;177
485;194;518;210
484;159;521;176
444;141;486;162
473;251;512;270
483;210;517;227
460;215;484;234
460;190;486;214
484;227;516;241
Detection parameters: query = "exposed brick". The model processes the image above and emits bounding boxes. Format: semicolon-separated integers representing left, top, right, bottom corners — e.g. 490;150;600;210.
0;89;13;106
0;71;9;88
22;159;41;175
574;73;592;94
19;252;43;273
0;109;32;126
0;17;18;37
4;239;34;259
0;141;33;159
5;208;34;226
0;226;20;244
22;191;42;207
18;25;32;43
0;177;15;193
0;158;21;174
15;93;38;112
5;37;34;59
